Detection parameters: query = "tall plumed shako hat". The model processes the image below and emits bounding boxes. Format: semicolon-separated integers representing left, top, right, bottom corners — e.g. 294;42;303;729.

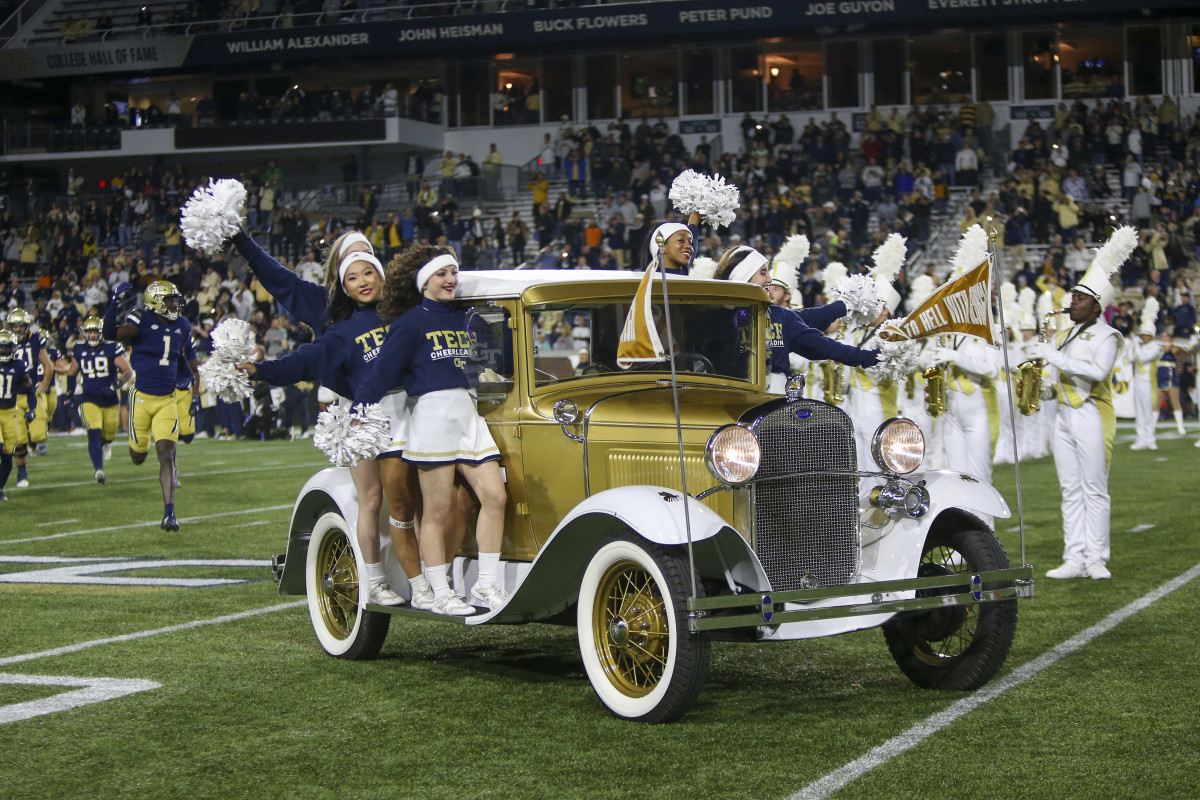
1072;226;1137;310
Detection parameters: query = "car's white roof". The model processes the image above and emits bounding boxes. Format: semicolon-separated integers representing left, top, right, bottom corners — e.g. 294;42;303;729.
456;269;712;300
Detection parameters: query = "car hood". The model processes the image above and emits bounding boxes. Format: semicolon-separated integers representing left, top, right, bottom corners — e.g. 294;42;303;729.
530;382;772;431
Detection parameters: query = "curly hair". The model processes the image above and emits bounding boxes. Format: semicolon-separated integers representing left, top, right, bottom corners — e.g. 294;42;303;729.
378;244;454;321
713;245;756;282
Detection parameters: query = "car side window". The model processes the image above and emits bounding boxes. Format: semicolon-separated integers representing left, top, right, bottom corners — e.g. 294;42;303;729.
464;305;514;396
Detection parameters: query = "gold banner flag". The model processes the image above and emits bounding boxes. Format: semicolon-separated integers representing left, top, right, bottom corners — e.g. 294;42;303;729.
616;261;667;367
878;257;995;345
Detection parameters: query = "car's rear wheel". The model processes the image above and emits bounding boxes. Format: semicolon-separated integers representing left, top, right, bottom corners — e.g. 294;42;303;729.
305;512;389;660
882;522;1017;690
577;536;710;723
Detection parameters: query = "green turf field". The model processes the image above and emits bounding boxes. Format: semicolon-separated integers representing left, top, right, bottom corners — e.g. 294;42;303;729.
1;426;1198;800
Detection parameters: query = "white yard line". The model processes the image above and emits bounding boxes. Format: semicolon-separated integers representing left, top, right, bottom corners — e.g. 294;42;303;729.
36;520;79;527
0;505;293;545
790;562;1200;800
12;462;321;492
0;601;307;667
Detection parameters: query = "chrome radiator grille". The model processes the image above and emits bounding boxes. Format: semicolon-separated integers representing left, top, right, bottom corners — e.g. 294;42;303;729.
751;400;859;591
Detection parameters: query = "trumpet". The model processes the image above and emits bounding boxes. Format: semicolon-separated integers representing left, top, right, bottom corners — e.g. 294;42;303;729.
822;360;844;405
923;337;947;418
1015;310;1066;416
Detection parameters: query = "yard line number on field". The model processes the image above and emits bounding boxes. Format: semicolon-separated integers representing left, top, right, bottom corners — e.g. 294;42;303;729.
789;562;1200;800
0;601;306;725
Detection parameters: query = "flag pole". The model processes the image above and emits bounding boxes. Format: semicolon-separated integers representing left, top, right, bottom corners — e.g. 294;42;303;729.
654;233;698;600
989;229;1027;566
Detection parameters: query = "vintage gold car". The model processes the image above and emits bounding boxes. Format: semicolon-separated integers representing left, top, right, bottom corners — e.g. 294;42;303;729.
272;269;1033;724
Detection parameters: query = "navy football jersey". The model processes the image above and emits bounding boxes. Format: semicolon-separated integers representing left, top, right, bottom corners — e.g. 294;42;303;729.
72;341;123;405
0;358;32;408
125;310;193;396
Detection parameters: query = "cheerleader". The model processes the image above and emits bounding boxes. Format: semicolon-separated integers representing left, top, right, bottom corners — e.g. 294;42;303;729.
703;245;880;393
635;213;701;275
239;250;416;607
358;247;508;617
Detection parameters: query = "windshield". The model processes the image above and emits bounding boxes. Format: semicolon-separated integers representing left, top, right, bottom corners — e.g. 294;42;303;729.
530;299;756;387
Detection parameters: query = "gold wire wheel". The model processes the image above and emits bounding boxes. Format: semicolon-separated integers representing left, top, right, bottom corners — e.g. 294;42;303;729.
314;527;361;641
909;544;978;664
591;559;671;698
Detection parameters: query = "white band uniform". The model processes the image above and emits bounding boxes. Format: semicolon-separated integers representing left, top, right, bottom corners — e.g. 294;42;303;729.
402;387;500;466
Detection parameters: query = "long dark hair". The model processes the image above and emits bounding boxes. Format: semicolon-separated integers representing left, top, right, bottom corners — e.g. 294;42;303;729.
378;244;454;322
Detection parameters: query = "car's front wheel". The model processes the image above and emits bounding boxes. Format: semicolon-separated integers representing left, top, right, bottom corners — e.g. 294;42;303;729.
305;512;390;660
882;522;1017;690
577;536;710;723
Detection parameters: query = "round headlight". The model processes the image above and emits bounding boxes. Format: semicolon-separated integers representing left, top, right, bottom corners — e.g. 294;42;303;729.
871;417;924;474
705;425;761;485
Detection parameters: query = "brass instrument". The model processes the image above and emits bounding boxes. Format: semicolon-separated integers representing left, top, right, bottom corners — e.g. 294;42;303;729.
821;360;844;405
923;337;947;418
1015;310;1065;416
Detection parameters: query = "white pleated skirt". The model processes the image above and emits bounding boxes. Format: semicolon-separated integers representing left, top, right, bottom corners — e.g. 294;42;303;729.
402;387;500;466
378;390;410;457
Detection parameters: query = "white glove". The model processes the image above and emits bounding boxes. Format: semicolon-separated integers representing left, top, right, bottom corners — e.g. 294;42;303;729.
1025;341;1058;365
930;346;957;365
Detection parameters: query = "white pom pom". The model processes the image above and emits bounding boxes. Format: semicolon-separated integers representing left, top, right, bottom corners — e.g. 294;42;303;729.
210;318;258;365
313;402;391;467
181;179;247;256
830;273;883;329
669;170;741;228
199;358;252;402
689;256;719;279
867;334;923;383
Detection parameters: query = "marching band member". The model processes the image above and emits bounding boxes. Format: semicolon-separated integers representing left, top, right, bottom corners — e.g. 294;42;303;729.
1012;288;1044;461
1032;227;1136;580
933;227;1001;487
843;236;906;470
992;283;1021;466
898;274;945;470
1129;297;1163;450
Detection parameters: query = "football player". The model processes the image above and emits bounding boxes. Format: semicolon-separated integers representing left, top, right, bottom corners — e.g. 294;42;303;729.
67;316;131;485
5;308;54;486
0;330;37;502
103;281;199;531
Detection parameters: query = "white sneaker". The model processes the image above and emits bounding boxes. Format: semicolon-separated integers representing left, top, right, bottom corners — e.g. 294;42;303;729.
470;581;510;611
367;582;406;606
1087;562;1112;580
410;584;436;611
431;592;474;616
15;478;28;488
95;470;106;485
1045;563;1088;579
103;444;112;461
1195;438;1200;448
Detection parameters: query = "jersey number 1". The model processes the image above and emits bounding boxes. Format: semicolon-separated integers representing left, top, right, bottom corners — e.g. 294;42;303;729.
160;335;173;366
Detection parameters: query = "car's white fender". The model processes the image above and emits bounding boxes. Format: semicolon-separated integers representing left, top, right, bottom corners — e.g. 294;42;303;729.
468;486;769;625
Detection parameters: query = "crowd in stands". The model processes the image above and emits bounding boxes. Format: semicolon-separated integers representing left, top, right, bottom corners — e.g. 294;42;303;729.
4;94;1200;436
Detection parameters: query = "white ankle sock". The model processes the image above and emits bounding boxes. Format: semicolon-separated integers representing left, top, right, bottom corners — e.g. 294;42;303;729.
477;552;500;586
426;564;450;598
363;561;385;587
409;574;430;594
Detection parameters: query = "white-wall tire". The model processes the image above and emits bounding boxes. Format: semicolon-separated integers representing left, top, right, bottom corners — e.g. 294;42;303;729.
305;511;389;659
576;536;709;723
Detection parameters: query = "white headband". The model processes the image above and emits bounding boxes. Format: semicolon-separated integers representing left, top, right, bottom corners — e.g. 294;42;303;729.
416;253;459;292
338;252;385;286
336;232;372;261
649;223;690;257
728;247;769;285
